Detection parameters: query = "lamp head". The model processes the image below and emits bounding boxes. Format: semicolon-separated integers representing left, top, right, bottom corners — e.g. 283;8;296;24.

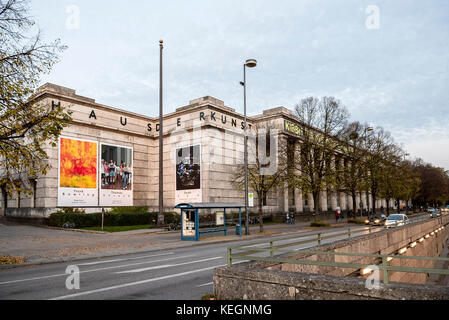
245;59;257;68
366;126;374;131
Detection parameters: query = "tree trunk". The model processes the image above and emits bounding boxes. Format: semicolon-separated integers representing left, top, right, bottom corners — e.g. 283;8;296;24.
396;198;400;213
313;191;319;222
386;199;390;216
371;189;377;214
258;198;264;233
352;191;357;219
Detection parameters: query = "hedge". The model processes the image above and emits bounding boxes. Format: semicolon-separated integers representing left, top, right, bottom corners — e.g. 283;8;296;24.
48;209;179;228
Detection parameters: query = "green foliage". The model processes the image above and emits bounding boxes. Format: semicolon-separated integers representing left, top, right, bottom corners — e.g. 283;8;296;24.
0;0;71;197
310;221;331;227
348;219;366;224
47;210;179;228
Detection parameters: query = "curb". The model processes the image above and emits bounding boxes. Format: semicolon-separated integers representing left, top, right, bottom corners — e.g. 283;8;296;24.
0;226;330;270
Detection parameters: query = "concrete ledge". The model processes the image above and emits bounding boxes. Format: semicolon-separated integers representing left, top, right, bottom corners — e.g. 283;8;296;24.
214;266;449;300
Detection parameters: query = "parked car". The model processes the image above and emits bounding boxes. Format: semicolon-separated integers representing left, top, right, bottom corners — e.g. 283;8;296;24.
384;214;409;228
365;214;387;226
441;206;449;213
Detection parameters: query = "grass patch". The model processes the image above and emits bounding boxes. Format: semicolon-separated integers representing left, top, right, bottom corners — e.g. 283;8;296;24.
0;255;26;265
82;225;155;232
310;221;331;227
348;219;366;224
201;293;216;300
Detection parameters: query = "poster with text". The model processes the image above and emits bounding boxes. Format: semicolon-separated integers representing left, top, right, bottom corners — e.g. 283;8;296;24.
175;144;202;204
99;143;133;207
58;137;98;207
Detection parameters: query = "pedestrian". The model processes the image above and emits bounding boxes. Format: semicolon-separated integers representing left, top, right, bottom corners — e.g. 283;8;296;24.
340;211;344;222
291;212;295;224
335;210;339;223
286;212;290;224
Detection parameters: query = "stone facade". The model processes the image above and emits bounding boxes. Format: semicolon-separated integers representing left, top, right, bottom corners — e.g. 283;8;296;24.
1;83;395;218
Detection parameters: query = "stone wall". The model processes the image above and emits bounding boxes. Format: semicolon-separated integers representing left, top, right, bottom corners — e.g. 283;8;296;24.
214;216;449;300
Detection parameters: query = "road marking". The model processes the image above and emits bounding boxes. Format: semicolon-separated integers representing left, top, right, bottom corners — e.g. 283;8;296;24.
0;254;195;286
78;252;174;266
114;257;223;274
196;282;213;287
49;264;226;300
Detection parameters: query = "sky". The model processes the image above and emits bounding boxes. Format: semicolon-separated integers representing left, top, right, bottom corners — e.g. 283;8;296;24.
30;0;449;170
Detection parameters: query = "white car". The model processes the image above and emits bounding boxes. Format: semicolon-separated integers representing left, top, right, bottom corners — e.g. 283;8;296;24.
384;214;409;229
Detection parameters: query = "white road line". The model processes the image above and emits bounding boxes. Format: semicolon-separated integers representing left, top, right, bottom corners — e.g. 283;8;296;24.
77;252;174;266
196;282;213;287
49;264;226;300
0;254;195;285
114;256;223;274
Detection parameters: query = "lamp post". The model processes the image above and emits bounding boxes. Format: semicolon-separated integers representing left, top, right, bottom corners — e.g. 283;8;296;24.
241;59;257;236
364;126;373;216
158;40;164;227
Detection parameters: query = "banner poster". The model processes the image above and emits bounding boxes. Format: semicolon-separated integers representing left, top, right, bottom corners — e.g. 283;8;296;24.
175;144;202;204
99;143;133;207
58;137;98;207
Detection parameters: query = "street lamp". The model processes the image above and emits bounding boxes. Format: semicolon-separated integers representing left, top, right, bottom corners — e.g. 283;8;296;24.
364;126;373;216
158;40;164;227
241;59;257;235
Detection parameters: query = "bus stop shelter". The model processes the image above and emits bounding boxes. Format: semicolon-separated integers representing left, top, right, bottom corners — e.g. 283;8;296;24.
174;202;244;241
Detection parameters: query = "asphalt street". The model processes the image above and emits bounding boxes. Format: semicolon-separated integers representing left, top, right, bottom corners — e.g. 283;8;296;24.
0;224;385;300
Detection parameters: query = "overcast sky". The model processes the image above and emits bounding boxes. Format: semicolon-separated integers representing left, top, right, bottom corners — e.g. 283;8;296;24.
31;0;449;170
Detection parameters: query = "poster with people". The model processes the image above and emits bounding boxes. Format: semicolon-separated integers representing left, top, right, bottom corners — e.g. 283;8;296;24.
57;137;98;207
175;144;202;204
99;143;133;207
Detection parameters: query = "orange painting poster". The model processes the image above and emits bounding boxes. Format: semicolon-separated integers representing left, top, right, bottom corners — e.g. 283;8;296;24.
60;138;97;188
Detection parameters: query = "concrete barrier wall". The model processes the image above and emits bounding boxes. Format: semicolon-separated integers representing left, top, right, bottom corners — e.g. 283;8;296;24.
214;215;449;300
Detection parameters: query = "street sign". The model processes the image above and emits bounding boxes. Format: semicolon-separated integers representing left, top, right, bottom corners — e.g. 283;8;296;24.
249;193;254;207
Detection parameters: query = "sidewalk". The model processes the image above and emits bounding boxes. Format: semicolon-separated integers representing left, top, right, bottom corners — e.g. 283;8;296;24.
0;215;352;268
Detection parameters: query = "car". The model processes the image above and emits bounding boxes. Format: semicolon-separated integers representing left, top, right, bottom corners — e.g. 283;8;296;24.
384;214;409;228
365;214;387;226
429;209;439;218
440;206;449;213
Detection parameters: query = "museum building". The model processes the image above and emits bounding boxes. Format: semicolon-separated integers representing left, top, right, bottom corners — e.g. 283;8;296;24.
0;83;393;218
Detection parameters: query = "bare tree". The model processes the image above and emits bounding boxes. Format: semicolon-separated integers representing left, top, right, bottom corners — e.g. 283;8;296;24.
364;127;398;214
336;121;372;217
232;125;282;232
285;97;349;221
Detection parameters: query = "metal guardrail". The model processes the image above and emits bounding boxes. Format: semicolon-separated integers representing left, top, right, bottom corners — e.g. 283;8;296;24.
227;214;449;284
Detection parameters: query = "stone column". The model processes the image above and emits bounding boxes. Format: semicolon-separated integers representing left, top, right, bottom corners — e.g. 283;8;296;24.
320;190;328;212
356;193;361;212
339;158;346;210
347;195;353;210
330;155;338;211
294;189;303;213
294;142;303;213
308;193;314;212
283;182;289;214
361;193;367;210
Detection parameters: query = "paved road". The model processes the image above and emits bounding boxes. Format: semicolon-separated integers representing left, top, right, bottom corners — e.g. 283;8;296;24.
0;224;382;300
0;213;432;300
